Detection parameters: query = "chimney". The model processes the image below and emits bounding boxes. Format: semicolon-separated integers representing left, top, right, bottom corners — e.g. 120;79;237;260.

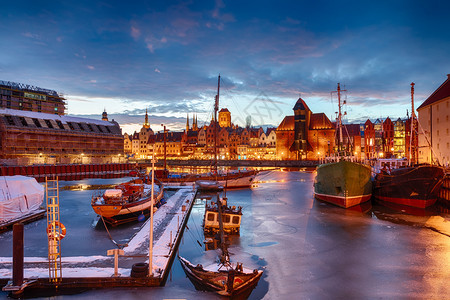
447;74;450;80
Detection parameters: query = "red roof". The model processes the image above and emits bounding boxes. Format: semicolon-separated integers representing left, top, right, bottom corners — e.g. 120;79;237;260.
276;116;294;131
417;74;450;110
310;113;333;129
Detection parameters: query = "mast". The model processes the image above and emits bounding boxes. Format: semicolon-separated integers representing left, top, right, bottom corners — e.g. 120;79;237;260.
409;82;416;165
148;149;155;276
213;75;220;174
335;83;346;155
216;193;229;266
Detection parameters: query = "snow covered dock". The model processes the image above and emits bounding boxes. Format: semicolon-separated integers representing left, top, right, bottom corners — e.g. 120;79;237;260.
0;186;196;294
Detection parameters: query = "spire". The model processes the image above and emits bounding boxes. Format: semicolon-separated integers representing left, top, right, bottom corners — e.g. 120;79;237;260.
143;108;150;129
101;108;108;121
193;114;198;131
186;113;190;132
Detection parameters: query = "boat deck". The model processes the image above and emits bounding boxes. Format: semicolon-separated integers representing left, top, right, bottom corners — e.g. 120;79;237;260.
0;187;196;295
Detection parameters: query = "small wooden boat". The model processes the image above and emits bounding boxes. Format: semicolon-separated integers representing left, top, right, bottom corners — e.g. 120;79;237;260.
179;194;262;298
203;196;242;235
196;180;223;191
91;177;164;224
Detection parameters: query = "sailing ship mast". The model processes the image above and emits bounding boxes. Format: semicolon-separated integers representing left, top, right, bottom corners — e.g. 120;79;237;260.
216;194;230;267
335;83;346;155
213;75;220;175
409;82;417;165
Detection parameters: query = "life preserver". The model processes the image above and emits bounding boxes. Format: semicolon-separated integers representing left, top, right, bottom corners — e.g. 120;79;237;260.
47;221;66;240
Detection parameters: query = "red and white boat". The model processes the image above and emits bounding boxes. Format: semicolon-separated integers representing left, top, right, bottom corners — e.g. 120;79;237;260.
91;177;164;224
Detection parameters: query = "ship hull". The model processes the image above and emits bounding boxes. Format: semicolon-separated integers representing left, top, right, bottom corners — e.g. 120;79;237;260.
314;160;372;208
178;256;262;298
160;170;257;188
373;164;445;208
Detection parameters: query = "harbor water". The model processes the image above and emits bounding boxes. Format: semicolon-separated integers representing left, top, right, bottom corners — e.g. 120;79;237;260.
1;170;449;299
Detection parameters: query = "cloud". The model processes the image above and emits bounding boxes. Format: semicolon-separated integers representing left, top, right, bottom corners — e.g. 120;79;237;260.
87;65;95;70
130;26;141;40
154;68;161;73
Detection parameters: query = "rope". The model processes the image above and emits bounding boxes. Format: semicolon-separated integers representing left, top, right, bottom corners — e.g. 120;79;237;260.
100;215;126;249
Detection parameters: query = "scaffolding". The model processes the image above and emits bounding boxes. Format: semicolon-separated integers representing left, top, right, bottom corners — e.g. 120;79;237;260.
46;177;63;283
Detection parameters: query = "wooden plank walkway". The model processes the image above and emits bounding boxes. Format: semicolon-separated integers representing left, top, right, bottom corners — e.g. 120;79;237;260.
0;187;196;295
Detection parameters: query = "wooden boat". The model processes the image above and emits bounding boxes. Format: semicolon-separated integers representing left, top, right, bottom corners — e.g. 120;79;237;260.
372;84;445;209
203;196;242;235
91;176;164;224
314;84;372;208
196;180;223;191
179;194;262;298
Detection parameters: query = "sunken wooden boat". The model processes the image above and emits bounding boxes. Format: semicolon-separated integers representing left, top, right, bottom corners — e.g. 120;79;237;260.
203;196;242;235
178;256;262;298
373;164;445;208
179;194;262;298
91;177;164;224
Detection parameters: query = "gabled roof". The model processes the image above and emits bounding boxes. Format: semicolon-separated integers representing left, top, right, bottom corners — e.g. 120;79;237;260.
293;98;310;111
343;124;361;137
276;116;294;131
310;113;334;130
417;74;450;110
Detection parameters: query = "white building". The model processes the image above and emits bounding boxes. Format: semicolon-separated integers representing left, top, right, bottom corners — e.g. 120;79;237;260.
417;74;450;166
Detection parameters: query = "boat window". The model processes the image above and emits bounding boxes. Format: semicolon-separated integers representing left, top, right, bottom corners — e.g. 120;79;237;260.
232;216;240;224
224;215;231;223
207;213;215;221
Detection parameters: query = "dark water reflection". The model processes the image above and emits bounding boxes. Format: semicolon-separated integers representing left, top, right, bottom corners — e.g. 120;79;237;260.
1;170;449;299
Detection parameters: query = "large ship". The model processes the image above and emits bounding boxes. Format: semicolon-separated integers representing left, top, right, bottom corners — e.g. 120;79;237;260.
313;83;372;208
373;164;444;208
314;160;372;208
372;83;445;208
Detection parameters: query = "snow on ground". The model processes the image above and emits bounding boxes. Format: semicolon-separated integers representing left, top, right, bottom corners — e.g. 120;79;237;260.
124;187;195;276
0;186;195;279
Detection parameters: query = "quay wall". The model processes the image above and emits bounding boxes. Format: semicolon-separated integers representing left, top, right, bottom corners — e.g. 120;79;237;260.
0;163;135;182
137;159;319;168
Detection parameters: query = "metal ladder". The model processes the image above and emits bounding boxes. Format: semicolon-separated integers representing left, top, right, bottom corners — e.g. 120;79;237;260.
46;176;62;283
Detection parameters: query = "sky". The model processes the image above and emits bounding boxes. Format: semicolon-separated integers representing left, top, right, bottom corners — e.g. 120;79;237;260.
1;0;450;135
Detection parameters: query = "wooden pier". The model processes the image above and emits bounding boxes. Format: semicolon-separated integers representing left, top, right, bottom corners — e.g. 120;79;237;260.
0;210;46;234
0;186;196;296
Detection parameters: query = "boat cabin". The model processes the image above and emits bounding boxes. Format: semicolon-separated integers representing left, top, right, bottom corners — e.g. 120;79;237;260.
203;202;242;234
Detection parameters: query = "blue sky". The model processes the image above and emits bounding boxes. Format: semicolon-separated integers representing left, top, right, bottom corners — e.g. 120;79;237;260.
1;0;450;134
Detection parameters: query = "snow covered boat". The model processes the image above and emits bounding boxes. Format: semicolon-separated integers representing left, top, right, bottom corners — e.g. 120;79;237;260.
0;175;44;226
196;180;223;191
91;177;164;224
178;256;263;298
179;193;262;298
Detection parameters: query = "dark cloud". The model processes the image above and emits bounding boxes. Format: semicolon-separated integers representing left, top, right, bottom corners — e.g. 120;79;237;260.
2;0;450;129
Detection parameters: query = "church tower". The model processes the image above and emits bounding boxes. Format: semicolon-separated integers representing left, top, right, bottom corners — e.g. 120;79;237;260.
193;114;198;131
143;108;150;129
186;113;190;132
102;109;108;121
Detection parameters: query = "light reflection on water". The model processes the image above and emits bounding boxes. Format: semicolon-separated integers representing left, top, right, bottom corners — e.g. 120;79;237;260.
0;170;449;299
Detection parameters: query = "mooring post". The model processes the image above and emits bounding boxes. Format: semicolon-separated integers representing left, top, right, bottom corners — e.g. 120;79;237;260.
12;223;24;287
107;249;124;277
